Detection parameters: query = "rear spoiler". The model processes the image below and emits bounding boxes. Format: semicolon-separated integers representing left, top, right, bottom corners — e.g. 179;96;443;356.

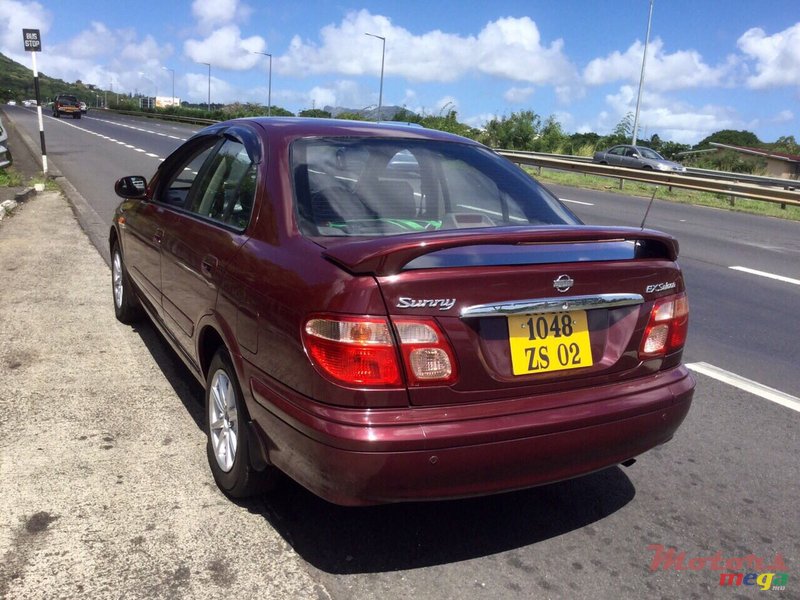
322;226;679;276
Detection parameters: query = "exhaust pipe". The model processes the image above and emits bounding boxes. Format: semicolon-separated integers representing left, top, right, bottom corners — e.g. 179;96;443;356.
621;458;637;468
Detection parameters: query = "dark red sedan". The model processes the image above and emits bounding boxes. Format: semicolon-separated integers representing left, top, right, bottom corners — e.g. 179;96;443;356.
110;118;694;506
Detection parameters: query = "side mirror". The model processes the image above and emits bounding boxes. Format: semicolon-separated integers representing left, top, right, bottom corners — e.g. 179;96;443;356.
115;175;148;199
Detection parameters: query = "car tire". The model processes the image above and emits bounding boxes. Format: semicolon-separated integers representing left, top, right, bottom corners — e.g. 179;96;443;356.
111;242;142;324
205;348;275;498
73;113;80;119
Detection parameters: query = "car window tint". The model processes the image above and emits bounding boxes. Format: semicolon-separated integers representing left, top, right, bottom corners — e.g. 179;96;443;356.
609;147;625;156
187;139;256;229
293;137;579;237
161;141;218;208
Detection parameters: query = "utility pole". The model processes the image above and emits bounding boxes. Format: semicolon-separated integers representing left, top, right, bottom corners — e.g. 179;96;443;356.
365;33;386;122
631;0;654;146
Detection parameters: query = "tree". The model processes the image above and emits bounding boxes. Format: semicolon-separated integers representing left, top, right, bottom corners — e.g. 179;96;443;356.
694;130;761;150
771;135;799;156
299;108;332;118
479;110;541;150
535;115;567;153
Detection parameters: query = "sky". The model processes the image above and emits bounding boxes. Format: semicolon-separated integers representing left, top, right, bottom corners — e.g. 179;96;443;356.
1;0;798;145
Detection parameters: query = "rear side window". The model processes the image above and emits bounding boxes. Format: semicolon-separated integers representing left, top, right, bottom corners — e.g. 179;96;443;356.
292;137;578;237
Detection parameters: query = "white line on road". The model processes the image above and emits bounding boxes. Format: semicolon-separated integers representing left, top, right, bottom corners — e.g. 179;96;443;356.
687;362;800;413
560;198;595;206
729;266;800;286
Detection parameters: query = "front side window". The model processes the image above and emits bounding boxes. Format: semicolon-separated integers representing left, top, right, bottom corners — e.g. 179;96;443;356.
187;139;256;229
292;138;578;237
159;139;218;207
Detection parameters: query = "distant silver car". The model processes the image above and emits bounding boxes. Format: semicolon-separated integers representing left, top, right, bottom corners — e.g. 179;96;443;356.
593;145;686;172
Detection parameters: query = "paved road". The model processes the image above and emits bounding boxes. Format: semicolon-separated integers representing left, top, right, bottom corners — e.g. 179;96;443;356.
2;106;798;599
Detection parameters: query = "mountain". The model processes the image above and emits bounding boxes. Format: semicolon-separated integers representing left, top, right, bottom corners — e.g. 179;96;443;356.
1;52;107;104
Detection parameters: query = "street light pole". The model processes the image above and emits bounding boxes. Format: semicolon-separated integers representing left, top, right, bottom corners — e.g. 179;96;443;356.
163;66;175;107
252;52;272;116
365;33;385;122
199;62;211;111
631;0;654;146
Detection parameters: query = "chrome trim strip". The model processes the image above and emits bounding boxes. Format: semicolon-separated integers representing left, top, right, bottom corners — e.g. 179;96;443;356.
460;293;644;318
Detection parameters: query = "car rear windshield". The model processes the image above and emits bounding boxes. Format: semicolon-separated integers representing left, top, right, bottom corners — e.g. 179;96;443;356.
292;137;579;237
57;96;78;105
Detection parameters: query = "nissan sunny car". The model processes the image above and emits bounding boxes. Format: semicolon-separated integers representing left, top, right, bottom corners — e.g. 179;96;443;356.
110;118;694;506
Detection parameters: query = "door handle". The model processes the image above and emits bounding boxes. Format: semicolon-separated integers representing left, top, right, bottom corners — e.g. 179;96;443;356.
201;255;218;277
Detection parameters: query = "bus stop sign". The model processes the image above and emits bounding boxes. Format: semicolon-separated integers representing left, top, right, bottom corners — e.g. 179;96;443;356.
23;29;41;52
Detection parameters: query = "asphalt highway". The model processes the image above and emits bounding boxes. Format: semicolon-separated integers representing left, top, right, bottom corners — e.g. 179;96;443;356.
2;105;798;600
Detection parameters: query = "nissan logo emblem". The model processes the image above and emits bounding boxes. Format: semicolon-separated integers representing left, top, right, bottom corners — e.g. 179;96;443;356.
553;274;574;293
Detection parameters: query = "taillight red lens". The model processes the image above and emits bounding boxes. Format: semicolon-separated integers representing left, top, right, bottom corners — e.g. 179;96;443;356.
639;292;689;358
303;317;401;386
302;315;458;387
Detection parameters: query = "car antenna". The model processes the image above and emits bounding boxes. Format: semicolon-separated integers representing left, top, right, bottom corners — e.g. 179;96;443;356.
640;187;658;229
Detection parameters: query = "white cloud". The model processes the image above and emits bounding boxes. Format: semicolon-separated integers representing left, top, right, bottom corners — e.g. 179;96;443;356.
738;23;800;88
504;86;535;103
184;25;265;70
772;109;794;123
584;38;732;91
0;0;50;53
191;0;252;32
603;85;743;144
66;21;116;58
277;10;579;87
434;95;459;114
185;70;234;104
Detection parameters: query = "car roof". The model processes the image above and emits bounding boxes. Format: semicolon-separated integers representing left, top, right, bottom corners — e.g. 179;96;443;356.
200;117;482;146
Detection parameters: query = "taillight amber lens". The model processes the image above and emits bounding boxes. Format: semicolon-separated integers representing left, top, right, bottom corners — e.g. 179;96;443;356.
639;292;689;358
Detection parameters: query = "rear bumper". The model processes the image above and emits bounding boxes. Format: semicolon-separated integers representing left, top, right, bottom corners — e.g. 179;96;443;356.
247;366;694;506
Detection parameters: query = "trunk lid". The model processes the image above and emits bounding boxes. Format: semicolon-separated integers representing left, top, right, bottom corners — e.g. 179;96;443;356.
322;226;684;407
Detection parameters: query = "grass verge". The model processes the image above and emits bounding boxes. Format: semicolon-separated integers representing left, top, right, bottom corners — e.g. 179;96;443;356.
528;167;800;222
0;166;25;187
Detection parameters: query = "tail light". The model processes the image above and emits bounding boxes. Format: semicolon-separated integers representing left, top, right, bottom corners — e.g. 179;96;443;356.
303;315;457;387
639;292;689;358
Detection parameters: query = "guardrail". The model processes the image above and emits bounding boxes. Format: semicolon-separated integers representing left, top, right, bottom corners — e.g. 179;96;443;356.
106;108;217;126
497;151;800;208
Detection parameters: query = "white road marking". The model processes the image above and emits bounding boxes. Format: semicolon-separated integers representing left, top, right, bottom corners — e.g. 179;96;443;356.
559;198;595;206
687;362;800;413
729;266;800;286
42;114;166;161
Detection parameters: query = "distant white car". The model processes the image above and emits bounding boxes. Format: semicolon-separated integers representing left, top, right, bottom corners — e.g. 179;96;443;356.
6;100;16;106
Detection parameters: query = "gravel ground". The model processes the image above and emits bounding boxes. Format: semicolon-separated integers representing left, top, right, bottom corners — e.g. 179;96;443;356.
0;191;329;599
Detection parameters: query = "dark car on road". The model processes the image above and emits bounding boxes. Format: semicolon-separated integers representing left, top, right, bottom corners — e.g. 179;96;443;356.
110;118;694;505
593;144;686;172
52;94;82;119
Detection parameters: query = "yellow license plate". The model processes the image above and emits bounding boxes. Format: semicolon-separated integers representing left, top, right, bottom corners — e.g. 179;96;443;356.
508;310;593;375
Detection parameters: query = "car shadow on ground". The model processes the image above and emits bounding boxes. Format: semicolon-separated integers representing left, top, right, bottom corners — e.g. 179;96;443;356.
131;320;206;430
129;318;637;575
243;465;635;574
